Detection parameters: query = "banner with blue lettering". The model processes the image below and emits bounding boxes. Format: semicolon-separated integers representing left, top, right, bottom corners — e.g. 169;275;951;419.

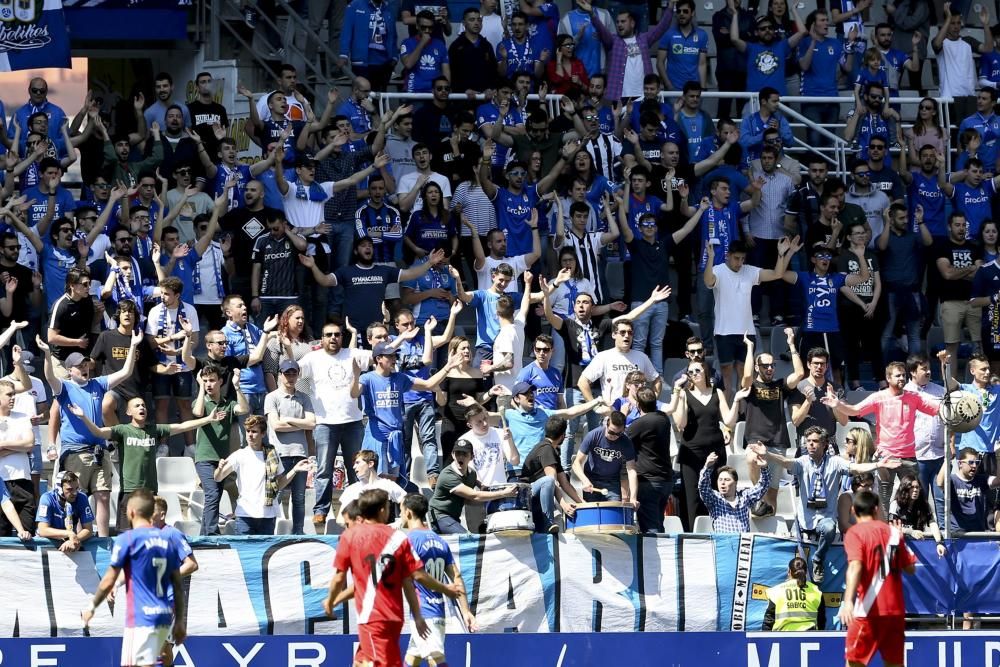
62;0;188;40
0;533;995;640
0;0;71;71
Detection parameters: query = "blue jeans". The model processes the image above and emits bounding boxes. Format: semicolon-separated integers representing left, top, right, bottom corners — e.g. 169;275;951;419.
882;289;924;359
801;103;840;150
637;478;672;533
630;300;667;375
810;516;838;565
404;401;439;487
327;220;356;315
430;509;468;534
529;475;556;531
196;460;225;536
313;420;364;517
562;388;601;470
234;515;276;535
280;455;307;534
919;457;945;529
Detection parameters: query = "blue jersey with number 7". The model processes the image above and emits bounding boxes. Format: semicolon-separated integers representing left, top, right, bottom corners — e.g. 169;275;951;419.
109;525;181;627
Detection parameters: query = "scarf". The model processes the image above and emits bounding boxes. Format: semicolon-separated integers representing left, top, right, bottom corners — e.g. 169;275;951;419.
295;179;329;202
111;261;145;322
193;242;225;297
134;235;152;260
262;443;282;507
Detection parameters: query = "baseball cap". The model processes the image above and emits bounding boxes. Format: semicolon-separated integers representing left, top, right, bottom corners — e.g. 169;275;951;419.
18;350;36;374
64;352;89;368
294;153;318;168
452;438;474;455
512;381;536;396
373;342;398;358
279;359;300;373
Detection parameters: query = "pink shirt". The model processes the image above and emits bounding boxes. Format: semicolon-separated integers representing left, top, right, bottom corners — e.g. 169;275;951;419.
855;389;941;458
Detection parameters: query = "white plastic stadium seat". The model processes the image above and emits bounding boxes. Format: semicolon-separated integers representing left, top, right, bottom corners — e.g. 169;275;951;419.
275;518;292;535
662;515;684;534
156;457;200;494
731;421;746;452
173;520;201;537
750;516;787;536
692;515;714;533
775;485;797;520
728;453;750;487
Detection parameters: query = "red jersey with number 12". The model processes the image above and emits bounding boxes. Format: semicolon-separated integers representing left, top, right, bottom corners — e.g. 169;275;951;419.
844;520;916;618
334;523;422;624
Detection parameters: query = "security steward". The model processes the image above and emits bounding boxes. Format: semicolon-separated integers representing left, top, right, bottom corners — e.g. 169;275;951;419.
762;556;826;631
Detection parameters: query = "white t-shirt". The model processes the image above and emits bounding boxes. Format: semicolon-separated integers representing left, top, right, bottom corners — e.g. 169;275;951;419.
194;242;225;305
255;93;306;123
937;37;976;98
481;14;504;50
396;171;452;213
12;377;45;447
492;313;526;392
0;412;33;481
550;277;596;317
230;446;285;519
711;264;762;336
298;347;373;424
282;180;336;230
476;254;527;293
146;301;200;363
463;426;508;486
621;37;644;98
581;348;657;402
339;477;407;513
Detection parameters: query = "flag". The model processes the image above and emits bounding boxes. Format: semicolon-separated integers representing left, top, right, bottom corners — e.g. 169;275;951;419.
0;0;71;71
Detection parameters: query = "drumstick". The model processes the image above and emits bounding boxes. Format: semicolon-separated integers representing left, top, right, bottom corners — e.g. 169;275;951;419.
592;487;608;496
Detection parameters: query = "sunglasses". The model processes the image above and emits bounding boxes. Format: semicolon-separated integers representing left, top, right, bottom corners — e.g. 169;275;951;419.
758;363;774;369
845;437;856;443
606;428;624;438
687;348;705;355
535;347;551;353
869;144;886;150
507;169;527;177
815;253;833;260
323;331;343;338
688;368;704;375
30;87;46;94
854;171;870;178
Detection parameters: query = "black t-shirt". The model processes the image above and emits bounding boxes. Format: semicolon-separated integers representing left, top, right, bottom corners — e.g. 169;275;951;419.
649;162;695;211
187;100;230;157
251;233;299;298
49;295;95;360
91;330;159;400
221;206;281;268
627;235;675;301
334;264;402;334
836;249;879;303
558;316;614;387
412;103;454;147
934;239;982;301
627;411;673;482
0;261;34;325
745;378;790;447
193;354;248;401
789;379;840;451
432;137;478;184
520;440;563;483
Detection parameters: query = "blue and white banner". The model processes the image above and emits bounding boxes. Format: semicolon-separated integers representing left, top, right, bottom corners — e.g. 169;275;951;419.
0;533;994;640
0;0;71;71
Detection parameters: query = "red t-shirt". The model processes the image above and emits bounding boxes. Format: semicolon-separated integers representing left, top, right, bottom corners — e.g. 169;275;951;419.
333;523;423;624
844;519;917;618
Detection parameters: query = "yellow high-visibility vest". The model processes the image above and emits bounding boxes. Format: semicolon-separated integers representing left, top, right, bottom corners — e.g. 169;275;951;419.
766;579;823;631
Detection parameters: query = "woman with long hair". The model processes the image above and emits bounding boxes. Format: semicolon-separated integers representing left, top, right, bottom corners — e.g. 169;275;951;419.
978;219;999;263
762;557;825;631
905;97;947;162
566;149;617;211
547;34;589;96
663;359;747;530
403;181;458;262
843;426;875;465
435;336;503;466
264;304;313;392
890;474;946;556
612;370;650;426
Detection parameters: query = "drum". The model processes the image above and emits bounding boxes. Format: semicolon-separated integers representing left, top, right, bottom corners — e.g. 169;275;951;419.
484;483;533;535
565;502;637;535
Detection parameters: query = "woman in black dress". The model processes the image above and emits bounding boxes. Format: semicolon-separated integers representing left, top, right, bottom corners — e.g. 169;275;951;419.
663;360;748;530
435;336;502;474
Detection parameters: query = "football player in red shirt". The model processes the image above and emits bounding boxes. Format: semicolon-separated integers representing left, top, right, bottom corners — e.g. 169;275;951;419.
838;489;917;667
323;488;462;667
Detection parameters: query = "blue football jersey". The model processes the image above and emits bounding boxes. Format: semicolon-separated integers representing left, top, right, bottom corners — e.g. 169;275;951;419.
109;525;181;627
407;528;455;619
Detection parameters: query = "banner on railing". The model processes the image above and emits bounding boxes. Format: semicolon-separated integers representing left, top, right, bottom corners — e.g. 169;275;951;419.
0;533;993;639
0;0;71;71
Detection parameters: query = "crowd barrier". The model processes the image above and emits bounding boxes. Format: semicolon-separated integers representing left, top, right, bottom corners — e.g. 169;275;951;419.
7;631;1000;666
2;532;999;642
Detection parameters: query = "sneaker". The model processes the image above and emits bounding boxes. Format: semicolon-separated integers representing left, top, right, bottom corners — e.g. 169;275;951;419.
680;314;697;327
546;522;560;535
751;501;775;518
242;5;258;27
312;513;327;525
771;315;785;326
156;444;168;457
812;560;825;584
753;314;760;325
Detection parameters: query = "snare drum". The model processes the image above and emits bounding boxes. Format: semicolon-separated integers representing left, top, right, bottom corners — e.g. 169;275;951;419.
484;483;534;535
565;501;637;535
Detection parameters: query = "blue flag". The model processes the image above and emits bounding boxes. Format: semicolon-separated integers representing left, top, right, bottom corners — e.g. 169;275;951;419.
0;0;71;71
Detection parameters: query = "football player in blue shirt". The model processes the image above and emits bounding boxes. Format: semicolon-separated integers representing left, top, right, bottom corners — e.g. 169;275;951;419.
151;495;198;667
401;493;476;667
82;489;187;667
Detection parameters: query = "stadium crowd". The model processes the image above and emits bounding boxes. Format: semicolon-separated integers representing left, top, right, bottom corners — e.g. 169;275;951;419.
1;0;1000;594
